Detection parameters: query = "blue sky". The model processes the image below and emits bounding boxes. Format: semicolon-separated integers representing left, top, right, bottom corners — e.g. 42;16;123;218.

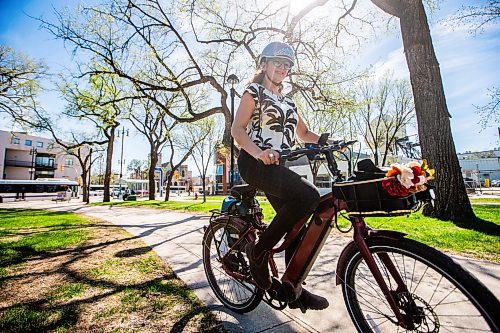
1;0;499;174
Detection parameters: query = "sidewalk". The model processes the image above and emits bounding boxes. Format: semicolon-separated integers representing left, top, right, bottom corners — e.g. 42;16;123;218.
2;200;499;332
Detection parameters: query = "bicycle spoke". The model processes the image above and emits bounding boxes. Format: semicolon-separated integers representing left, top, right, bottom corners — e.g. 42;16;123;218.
343;242;495;333
411;265;429;295
429;274;444;304
431;285;458;308
409;258;416;293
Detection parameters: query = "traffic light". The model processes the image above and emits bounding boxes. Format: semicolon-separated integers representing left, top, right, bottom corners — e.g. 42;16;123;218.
59;164;64;171
174;171;179;181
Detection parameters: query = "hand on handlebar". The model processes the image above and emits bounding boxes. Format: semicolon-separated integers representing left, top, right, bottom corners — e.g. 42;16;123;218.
256;149;280;165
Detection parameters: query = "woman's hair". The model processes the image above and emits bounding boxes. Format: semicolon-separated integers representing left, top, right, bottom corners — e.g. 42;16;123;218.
247;59;283;93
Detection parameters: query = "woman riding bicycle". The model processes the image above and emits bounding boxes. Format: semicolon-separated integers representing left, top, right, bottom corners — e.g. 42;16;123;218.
231;41;329;311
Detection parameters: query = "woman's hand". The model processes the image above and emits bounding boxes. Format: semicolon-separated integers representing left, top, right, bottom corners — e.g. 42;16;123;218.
255;149;280;165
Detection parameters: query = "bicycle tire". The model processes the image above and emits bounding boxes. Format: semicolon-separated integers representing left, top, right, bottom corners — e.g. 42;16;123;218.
340;237;499;332
202;217;263;313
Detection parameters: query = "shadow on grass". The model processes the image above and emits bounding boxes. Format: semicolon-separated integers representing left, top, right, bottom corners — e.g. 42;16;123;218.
115;246;152;258
0;208;223;332
0;303;78;333
452;217;500;237
171;306;224;333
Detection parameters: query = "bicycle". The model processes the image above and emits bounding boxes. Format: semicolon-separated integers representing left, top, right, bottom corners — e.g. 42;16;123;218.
202;136;499;332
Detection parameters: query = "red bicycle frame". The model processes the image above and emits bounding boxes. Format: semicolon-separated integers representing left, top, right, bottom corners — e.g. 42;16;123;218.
273;191;413;328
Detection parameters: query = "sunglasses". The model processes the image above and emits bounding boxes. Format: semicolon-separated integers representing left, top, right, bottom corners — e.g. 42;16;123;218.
269;58;293;70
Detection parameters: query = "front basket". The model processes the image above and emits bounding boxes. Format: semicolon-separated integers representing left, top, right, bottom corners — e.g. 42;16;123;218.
333;177;418;217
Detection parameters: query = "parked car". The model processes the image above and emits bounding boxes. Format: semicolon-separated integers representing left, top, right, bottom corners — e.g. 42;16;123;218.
491;179;500;187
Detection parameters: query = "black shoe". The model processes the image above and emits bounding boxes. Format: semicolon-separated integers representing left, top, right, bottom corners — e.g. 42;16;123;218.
288;288;329;313
245;242;272;290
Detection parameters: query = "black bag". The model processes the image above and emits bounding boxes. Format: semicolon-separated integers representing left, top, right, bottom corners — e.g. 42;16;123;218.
333;178;418;217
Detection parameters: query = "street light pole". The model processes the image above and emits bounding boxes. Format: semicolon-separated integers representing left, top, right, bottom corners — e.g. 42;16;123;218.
118;127;129;197
227;74;239;189
87;147;92;204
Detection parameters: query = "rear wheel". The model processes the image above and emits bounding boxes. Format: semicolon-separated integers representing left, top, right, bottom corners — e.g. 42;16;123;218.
341;237;499;332
202;218;263;313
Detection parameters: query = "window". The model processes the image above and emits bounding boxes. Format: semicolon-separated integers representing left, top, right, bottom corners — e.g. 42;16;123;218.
25;139;32;146
65;158;74;166
11;137;20;144
47;143;54;149
36;141;44;148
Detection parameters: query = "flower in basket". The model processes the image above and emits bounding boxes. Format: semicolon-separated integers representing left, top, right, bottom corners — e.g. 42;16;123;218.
382;160;434;197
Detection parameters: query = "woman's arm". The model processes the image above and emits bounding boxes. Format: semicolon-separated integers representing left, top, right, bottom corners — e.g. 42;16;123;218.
231;92;279;165
296;112;321;144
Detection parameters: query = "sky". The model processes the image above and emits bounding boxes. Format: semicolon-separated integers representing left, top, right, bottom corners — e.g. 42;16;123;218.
1;0;499;176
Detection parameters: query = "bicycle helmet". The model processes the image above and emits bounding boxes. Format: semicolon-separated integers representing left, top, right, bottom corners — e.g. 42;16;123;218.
259;41;295;66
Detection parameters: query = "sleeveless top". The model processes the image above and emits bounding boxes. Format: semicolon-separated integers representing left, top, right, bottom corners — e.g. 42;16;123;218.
244;83;299;152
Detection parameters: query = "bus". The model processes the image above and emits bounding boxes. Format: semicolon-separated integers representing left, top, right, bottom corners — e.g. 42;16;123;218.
0;179;79;202
89;184;105;196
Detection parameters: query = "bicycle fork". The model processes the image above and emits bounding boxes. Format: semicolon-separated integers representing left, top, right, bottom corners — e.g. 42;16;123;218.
350;218;413;329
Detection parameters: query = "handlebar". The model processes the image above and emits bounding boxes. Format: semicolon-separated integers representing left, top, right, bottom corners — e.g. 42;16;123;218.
278;140;357;182
279;140;357;163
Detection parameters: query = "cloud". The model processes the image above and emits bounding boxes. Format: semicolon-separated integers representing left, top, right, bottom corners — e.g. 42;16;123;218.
372;47;409;80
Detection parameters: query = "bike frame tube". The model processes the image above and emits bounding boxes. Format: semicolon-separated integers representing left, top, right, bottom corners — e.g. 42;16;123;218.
350;218;408;327
335;228;406;285
281;192;341;296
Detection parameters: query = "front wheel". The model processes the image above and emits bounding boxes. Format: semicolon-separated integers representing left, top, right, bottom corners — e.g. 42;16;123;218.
202;218;263;313
340;237;499;332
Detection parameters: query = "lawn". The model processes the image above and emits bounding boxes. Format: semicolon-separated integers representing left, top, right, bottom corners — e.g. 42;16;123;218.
469;197;500;204
92;195;277;221
93;197;500;262
362;205;500;262
0;208;222;332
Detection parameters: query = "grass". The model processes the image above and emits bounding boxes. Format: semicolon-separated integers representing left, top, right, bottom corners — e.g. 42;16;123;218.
92;195;276;222
469;197;500;203
0;208;222;332
93;196;499;261
47;283;87;302
363;204;500;261
0;209;91;267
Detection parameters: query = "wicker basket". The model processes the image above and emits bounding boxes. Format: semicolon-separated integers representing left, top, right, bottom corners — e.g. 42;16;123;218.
333;177;418;217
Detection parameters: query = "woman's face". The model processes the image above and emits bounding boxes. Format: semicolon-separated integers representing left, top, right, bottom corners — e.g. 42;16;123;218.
263;57;292;83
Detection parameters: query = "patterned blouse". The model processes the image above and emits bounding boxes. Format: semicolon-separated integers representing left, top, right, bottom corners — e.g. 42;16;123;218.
245;83;299;152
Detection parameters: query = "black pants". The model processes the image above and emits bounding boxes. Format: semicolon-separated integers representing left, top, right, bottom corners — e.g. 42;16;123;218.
238;149;320;259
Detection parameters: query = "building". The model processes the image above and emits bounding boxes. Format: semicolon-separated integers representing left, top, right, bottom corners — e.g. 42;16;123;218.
458;148;500;185
0;130;83;182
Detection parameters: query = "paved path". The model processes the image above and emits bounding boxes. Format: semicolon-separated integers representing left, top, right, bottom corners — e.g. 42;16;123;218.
2;200;499;332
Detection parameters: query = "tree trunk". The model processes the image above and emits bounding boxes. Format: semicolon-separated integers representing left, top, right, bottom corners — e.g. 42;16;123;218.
81;169;88;203
164;174;173;201
202;176;207;203
222;105;232;149
372;0;474;220
148;149;158;200
103;129;116;202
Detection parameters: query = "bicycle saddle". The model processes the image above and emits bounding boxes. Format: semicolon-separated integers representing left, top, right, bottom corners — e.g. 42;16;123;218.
230;184;256;200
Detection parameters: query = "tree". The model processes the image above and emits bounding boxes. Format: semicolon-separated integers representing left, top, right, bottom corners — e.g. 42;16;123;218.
370;0;474;220
61;72;132;202
0;45;46;126
298;86;357;184
128;97;181;200
39;0;367;149
354;77;415;166
183;119;222;203
127;159;148;180
162;123;208;201
450;1;500;34
476;87;499;129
